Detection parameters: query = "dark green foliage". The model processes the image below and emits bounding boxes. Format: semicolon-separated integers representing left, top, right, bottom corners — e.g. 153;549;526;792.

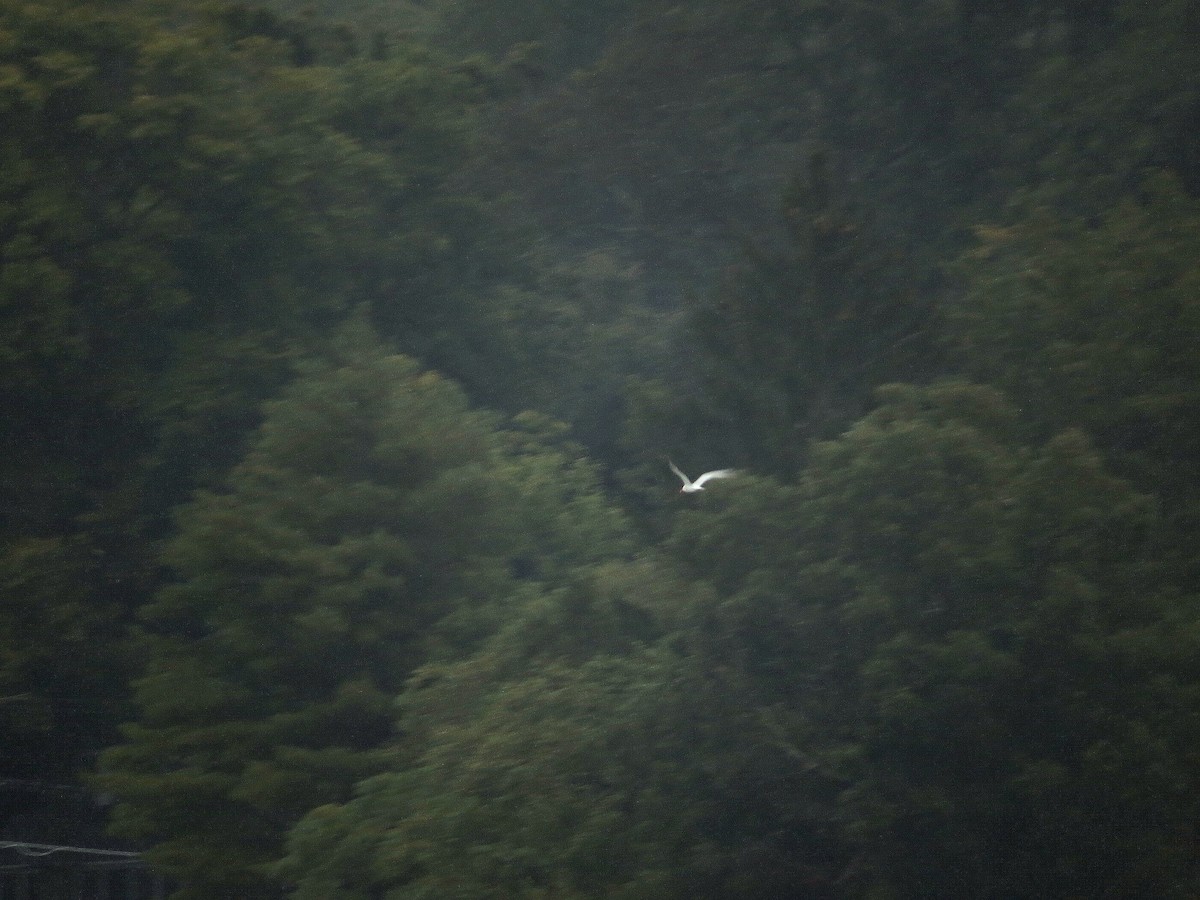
451;0;1032;301
0;0;502;522
96;327;489;894
631;157;942;480
2;0;1198;897
429;0;639;74
279;560;841;900
95;323;500;893
96;320;635;896
0;536;128;779
1001;0;1200;202
666;381;1200;896
299;379;1196;897
0;0;510;792
949;174;1200;468
947;172;1200;586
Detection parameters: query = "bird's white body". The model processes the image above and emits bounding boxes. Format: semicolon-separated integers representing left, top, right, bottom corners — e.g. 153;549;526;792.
668;459;736;493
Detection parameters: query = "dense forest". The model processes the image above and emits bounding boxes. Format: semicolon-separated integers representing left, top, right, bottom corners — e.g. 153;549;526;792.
2;0;1198;896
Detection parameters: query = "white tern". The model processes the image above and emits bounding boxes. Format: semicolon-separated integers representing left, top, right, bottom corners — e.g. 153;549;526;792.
668;459;736;493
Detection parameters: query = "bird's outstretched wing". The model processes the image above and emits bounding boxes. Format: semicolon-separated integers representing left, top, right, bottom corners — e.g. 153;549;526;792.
692;469;736;488
667;458;690;487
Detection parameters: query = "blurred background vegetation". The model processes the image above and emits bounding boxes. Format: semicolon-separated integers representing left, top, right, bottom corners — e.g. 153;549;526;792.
2;0;1198;896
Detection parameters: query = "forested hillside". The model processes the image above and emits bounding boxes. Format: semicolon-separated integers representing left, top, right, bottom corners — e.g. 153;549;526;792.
2;0;1198;897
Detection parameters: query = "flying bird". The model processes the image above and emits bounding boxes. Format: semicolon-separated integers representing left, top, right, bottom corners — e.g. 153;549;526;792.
668;459;736;493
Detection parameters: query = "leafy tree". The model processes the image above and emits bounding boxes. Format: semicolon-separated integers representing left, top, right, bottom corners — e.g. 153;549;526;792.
455;0;1036;296
0;0;293;788
0;0;506;519
0;536;127;781
279;557;843;900
285;374;1199;898
96;319;633;897
428;0;638;75
0;0;510;790
947;172;1200;579
1000;0;1200;204
624;155;941;489
667;380;1200;896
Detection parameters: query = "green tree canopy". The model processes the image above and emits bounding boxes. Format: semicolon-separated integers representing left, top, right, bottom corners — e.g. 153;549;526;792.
666;380;1200;896
280;377;1200;898
0;536;127;780
626;156;941;483
0;0;520;790
278;557;797;900
947;172;1200;579
96;319;632;897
